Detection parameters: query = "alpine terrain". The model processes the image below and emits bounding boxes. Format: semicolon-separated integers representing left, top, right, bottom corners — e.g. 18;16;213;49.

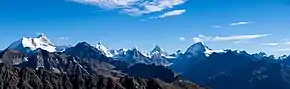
0;34;207;89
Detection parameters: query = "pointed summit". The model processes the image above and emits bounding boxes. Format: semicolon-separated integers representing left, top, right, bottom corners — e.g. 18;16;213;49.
185;42;211;56
132;45;139;51
76;42;91;47
150;45;167;55
151;45;163;52
64;42;104;59
97;42;103;45
129;46;151;58
36;33;46;38
36;33;54;45
186;42;207;52
7;33;56;53
95;42;113;57
185;42;225;57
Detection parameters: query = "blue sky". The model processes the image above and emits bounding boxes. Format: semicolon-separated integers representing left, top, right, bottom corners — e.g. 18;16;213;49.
0;0;290;56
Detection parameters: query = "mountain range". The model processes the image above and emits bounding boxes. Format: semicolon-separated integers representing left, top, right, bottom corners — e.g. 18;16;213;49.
0;34;207;89
2;34;290;89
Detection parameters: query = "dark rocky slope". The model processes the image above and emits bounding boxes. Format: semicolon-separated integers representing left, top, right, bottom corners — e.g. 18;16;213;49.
173;50;290;89
0;64;207;89
126;64;175;83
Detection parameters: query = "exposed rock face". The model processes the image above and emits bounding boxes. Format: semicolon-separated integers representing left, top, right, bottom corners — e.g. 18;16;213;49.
0;64;206;89
27;49;125;77
0;49;207;89
113;48;152;65
0;49;125;77
126;64;175;83
63;42;130;71
63;42;103;59
0;50;28;65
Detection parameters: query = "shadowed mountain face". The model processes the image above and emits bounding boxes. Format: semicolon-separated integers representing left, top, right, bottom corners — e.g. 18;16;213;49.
63;42;130;71
126;63;176;83
0;63;207;89
173;51;290;89
0;49;126;78
64;42;103;59
0;49;28;65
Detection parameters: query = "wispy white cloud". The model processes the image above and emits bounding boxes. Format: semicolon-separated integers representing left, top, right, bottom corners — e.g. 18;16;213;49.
254;41;290;52
192;34;271;43
69;0;187;16
230;21;251;26
193;34;209;42
179;37;186;41
233;41;250;44
211;34;271;41
285;42;290;45
58;37;69;40
261;43;279;46
157;9;186;18
260;41;290;47
275;48;290;52
212;26;222;28
193;37;203;43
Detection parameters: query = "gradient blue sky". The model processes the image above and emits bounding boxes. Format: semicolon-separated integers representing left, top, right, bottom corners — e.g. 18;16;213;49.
1;0;290;56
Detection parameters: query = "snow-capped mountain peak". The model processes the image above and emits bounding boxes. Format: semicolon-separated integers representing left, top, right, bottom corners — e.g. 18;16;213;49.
150;45;167;55
151;45;164;52
95;42;113;57
129;46;150;58
185;42;209;54
36;33;54;45
8;34;56;53
185;42;225;57
97;42;103;45
36;33;46;38
132;45;139;51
